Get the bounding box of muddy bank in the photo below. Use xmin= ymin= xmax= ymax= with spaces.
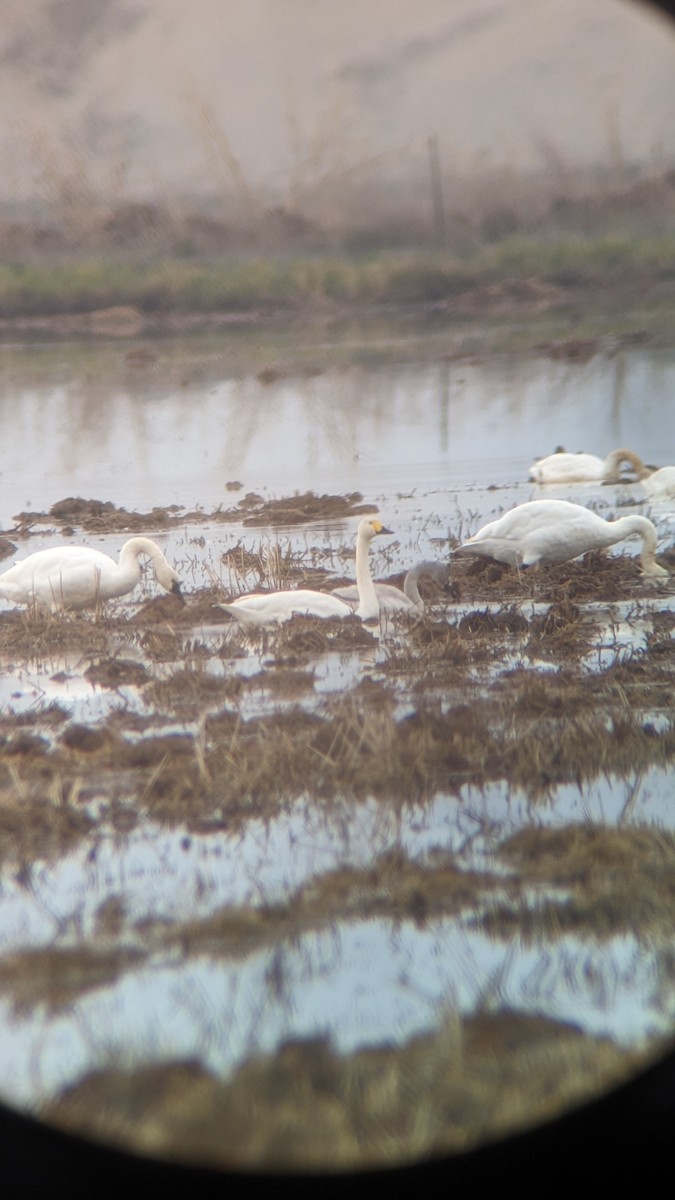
xmin=1 ymin=465 xmax=674 ymax=1173
xmin=0 ymin=285 xmax=672 ymax=343
xmin=9 ymin=492 xmax=377 ymax=540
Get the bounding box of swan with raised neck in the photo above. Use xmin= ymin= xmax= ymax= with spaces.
xmin=333 ymin=559 xmax=450 ymax=612
xmin=215 ymin=517 xmax=393 ymax=625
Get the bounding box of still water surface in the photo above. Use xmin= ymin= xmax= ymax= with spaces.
xmin=1 ymin=337 xmax=675 ymax=520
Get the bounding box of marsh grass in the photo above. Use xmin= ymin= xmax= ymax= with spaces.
xmin=0 ymin=231 xmax=674 ymax=319
xmin=2 ymin=582 xmax=675 ymax=841
xmin=0 ymin=944 xmax=148 ymax=1015
xmin=0 ymin=785 xmax=94 ymax=867
xmin=381 ymin=618 xmax=472 ymax=676
xmin=481 ymin=826 xmax=675 ymax=938
xmin=158 ymin=689 xmax=675 ymax=815
xmin=452 ymin=551 xmax=657 ymax=605
xmin=2 ymin=496 xmax=675 ymax=1171
xmin=42 ymin=1014 xmax=651 ymax=1171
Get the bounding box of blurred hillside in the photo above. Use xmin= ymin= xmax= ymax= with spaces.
xmin=0 ymin=0 xmax=674 ymax=253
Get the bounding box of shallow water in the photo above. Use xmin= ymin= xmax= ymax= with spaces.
xmin=1 ymin=323 xmax=675 ymax=1166
xmin=1 ymin=915 xmax=669 ymax=1110
xmin=1 ymin=772 xmax=670 ymax=958
xmin=2 ymin=333 xmax=675 ymax=521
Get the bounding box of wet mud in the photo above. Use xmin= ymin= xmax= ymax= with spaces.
xmin=0 ymin=487 xmax=674 ymax=1169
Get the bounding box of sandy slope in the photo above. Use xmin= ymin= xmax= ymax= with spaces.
xmin=0 ymin=0 xmax=674 ymax=206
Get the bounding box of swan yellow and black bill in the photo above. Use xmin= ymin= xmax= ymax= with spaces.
xmin=371 ymin=520 xmax=394 ymax=535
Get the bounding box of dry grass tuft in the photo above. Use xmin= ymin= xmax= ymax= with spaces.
xmin=42 ymin=1014 xmax=651 ymax=1171
xmin=0 ymin=944 xmax=148 ymax=1014
xmin=479 ymin=825 xmax=675 ymax=937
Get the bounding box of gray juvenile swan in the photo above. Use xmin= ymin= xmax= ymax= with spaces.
xmin=455 ymin=499 xmax=668 ymax=576
xmin=332 ymin=559 xmax=450 ymax=612
xmin=215 ymin=517 xmax=393 ymax=626
xmin=0 ymin=537 xmax=182 ymax=611
xmin=529 ymin=448 xmax=649 ymax=484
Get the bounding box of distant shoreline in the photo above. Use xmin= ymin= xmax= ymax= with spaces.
xmin=0 ymin=233 xmax=675 ymax=339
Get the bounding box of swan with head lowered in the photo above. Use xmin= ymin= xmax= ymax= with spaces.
xmin=529 ymin=448 xmax=649 ymax=484
xmin=455 ymin=499 xmax=668 ymax=576
xmin=215 ymin=516 xmax=393 ymax=626
xmin=331 ymin=559 xmax=450 ymax=613
xmin=641 ymin=466 xmax=675 ymax=500
xmin=0 ymin=537 xmax=183 ymax=612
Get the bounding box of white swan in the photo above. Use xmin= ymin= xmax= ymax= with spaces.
xmin=641 ymin=466 xmax=675 ymax=500
xmin=332 ymin=560 xmax=450 ymax=612
xmin=529 ymin=448 xmax=649 ymax=484
xmin=0 ymin=537 xmax=182 ymax=611
xmin=455 ymin=499 xmax=668 ymax=576
xmin=215 ymin=517 xmax=393 ymax=626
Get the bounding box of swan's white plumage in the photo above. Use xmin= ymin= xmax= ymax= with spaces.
xmin=456 ymin=499 xmax=667 ymax=576
xmin=332 ymin=560 xmax=449 ymax=612
xmin=215 ymin=517 xmax=392 ymax=626
xmin=529 ymin=448 xmax=648 ymax=484
xmin=0 ymin=537 xmax=182 ymax=611
xmin=217 ymin=588 xmax=354 ymax=624
xmin=642 ymin=466 xmax=675 ymax=499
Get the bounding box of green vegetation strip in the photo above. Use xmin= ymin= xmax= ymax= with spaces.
xmin=2 ymin=233 xmax=675 ymax=316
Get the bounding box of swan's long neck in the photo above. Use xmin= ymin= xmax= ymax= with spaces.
xmin=611 ymin=515 xmax=665 ymax=575
xmin=403 ymin=561 xmax=437 ymax=606
xmin=115 ymin=538 xmax=156 ymax=592
xmin=355 ymin=532 xmax=379 ymax=619
xmin=604 ymin=449 xmax=649 ymax=481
